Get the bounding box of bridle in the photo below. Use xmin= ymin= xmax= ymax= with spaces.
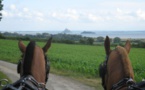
xmin=2 ymin=75 xmax=47 ymax=90
xmin=111 ymin=78 xmax=135 ymax=90
xmin=112 ymin=78 xmax=145 ymax=90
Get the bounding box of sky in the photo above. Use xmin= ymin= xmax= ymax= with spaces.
xmin=0 ymin=0 xmax=145 ymax=31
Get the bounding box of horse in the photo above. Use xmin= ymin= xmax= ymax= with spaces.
xmin=2 ymin=37 xmax=52 ymax=90
xmin=99 ymin=36 xmax=135 ymax=90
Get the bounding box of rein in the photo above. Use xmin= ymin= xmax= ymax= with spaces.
xmin=2 ymin=75 xmax=48 ymax=90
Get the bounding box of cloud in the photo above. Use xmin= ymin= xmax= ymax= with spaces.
xmin=136 ymin=9 xmax=145 ymax=20
xmin=2 ymin=3 xmax=145 ymax=28
xmin=50 ymin=9 xmax=79 ymax=22
xmin=10 ymin=4 xmax=16 ymax=11
xmin=2 ymin=4 xmax=142 ymax=23
xmin=87 ymin=13 xmax=104 ymax=22
xmin=35 ymin=11 xmax=44 ymax=17
xmin=66 ymin=9 xmax=79 ymax=20
xmin=113 ymin=8 xmax=136 ymax=21
xmin=2 ymin=4 xmax=46 ymax=22
xmin=2 ymin=10 xmax=14 ymax=17
xmin=23 ymin=7 xmax=29 ymax=12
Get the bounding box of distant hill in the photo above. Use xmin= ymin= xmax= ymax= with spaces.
xmin=81 ymin=31 xmax=96 ymax=34
xmin=61 ymin=28 xmax=71 ymax=34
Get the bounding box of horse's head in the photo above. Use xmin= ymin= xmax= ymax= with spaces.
xmin=17 ymin=37 xmax=52 ymax=84
xmin=99 ymin=36 xmax=134 ymax=90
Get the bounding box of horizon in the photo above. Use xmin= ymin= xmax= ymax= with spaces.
xmin=0 ymin=0 xmax=145 ymax=31
xmin=1 ymin=30 xmax=145 ymax=32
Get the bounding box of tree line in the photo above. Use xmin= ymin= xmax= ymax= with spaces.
xmin=0 ymin=0 xmax=3 ymax=21
xmin=0 ymin=31 xmax=145 ymax=48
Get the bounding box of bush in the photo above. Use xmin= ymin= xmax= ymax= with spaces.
xmin=138 ymin=41 xmax=145 ymax=48
xmin=0 ymin=33 xmax=5 ymax=39
xmin=87 ymin=38 xmax=94 ymax=45
xmin=113 ymin=37 xmax=121 ymax=43
xmin=97 ymin=36 xmax=104 ymax=42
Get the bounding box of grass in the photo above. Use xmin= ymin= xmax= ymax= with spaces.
xmin=0 ymin=71 xmax=11 ymax=89
xmin=0 ymin=39 xmax=145 ymax=89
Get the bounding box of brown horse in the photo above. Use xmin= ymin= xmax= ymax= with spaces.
xmin=2 ymin=37 xmax=52 ymax=90
xmin=99 ymin=36 xmax=134 ymax=90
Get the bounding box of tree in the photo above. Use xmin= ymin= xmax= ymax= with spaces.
xmin=97 ymin=36 xmax=104 ymax=42
xmin=79 ymin=39 xmax=86 ymax=44
xmin=0 ymin=32 xmax=5 ymax=39
xmin=138 ymin=41 xmax=145 ymax=48
xmin=114 ymin=37 xmax=121 ymax=43
xmin=0 ymin=0 xmax=3 ymax=21
xmin=87 ymin=38 xmax=94 ymax=45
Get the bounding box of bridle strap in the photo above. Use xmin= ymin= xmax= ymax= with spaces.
xmin=2 ymin=75 xmax=47 ymax=90
xmin=23 ymin=75 xmax=46 ymax=89
xmin=112 ymin=78 xmax=135 ymax=90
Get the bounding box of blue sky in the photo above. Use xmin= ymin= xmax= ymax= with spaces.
xmin=0 ymin=0 xmax=145 ymax=31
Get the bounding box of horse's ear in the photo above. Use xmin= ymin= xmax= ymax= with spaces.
xmin=104 ymin=36 xmax=111 ymax=56
xmin=18 ymin=40 xmax=26 ymax=53
xmin=124 ymin=40 xmax=131 ymax=53
xmin=43 ymin=36 xmax=52 ymax=53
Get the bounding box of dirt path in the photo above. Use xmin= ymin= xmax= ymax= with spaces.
xmin=0 ymin=60 xmax=96 ymax=90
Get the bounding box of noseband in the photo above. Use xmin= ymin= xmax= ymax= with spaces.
xmin=2 ymin=75 xmax=47 ymax=90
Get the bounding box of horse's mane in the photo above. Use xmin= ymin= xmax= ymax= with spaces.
xmin=23 ymin=41 xmax=35 ymax=75
xmin=115 ymin=46 xmax=133 ymax=78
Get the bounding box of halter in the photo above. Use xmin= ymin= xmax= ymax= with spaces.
xmin=2 ymin=75 xmax=48 ymax=90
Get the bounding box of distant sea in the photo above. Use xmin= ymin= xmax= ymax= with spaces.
xmin=1 ymin=30 xmax=145 ymax=39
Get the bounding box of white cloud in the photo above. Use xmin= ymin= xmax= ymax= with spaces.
xmin=35 ymin=11 xmax=44 ymax=17
xmin=2 ymin=10 xmax=14 ymax=17
xmin=2 ymin=4 xmax=46 ymax=22
xmin=87 ymin=14 xmax=103 ymax=21
xmin=116 ymin=8 xmax=123 ymax=14
xmin=66 ymin=9 xmax=79 ymax=20
xmin=136 ymin=9 xmax=145 ymax=20
xmin=50 ymin=9 xmax=79 ymax=22
xmin=35 ymin=17 xmax=44 ymax=21
xmin=23 ymin=8 xmax=29 ymax=12
xmin=10 ymin=4 xmax=17 ymax=11
xmin=1 ymin=1 xmax=145 ymax=31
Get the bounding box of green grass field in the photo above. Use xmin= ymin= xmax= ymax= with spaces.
xmin=0 ymin=39 xmax=145 ymax=83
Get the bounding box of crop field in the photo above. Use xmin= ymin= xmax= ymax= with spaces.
xmin=0 ymin=39 xmax=145 ymax=82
